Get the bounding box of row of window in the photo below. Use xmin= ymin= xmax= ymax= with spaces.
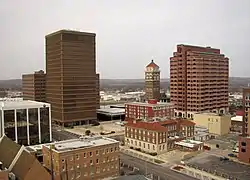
xmin=62 ymin=156 xmax=119 ymax=171
xmin=127 ymin=139 xmax=167 ymax=151
xmin=60 ymin=147 xmax=118 ymax=163
xmin=58 ymin=164 xmax=119 ymax=179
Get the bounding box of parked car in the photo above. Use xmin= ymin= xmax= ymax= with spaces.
xmin=203 ymin=145 xmax=211 ymax=150
xmin=220 ymin=156 xmax=229 ymax=161
xmin=228 ymin=153 xmax=237 ymax=157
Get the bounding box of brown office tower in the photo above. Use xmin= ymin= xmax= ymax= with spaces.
xmin=22 ymin=70 xmax=46 ymax=102
xmin=145 ymin=60 xmax=160 ymax=101
xmin=46 ymin=30 xmax=97 ymax=126
xmin=170 ymin=44 xmax=229 ymax=119
xmin=96 ymin=73 xmax=100 ymax=109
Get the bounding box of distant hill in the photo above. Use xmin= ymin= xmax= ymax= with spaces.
xmin=0 ymin=79 xmax=22 ymax=89
xmin=0 ymin=77 xmax=250 ymax=92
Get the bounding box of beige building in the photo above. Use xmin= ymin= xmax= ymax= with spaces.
xmin=43 ymin=136 xmax=120 ymax=180
xmin=193 ymin=113 xmax=231 ymax=135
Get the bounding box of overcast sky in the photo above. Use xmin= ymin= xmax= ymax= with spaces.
xmin=0 ymin=0 xmax=249 ymax=79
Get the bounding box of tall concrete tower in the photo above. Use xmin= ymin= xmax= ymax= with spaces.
xmin=145 ymin=60 xmax=160 ymax=101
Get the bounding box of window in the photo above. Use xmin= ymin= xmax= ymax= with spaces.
xmin=241 ymin=142 xmax=247 ymax=146
xmin=90 ymin=152 xmax=92 ymax=157
xmin=106 ymin=148 xmax=109 ymax=153
xmin=115 ymin=147 xmax=117 ymax=151
xmin=84 ymin=172 xmax=87 ymax=176
xmin=97 ymin=167 xmax=100 ymax=173
xmin=111 ymin=148 xmax=113 ymax=152
xmin=70 ymin=156 xmax=73 ymax=161
xmin=62 ymin=159 xmax=65 ymax=163
xmin=148 ymin=144 xmax=150 ymax=149
xmin=84 ymin=153 xmax=86 ymax=158
xmin=62 ymin=165 xmax=65 ymax=171
xmin=153 ymin=145 xmax=155 ymax=150
xmin=90 ymin=160 xmax=93 ymax=165
xmin=96 ymin=150 xmax=99 ymax=155
xmin=241 ymin=148 xmax=246 ymax=152
xmin=76 ymin=154 xmax=79 ymax=160
xmin=96 ymin=159 xmax=99 ymax=164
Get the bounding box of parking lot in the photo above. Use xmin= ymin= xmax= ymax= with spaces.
xmin=186 ymin=153 xmax=250 ymax=180
xmin=65 ymin=121 xmax=125 ymax=136
xmin=206 ymin=133 xmax=238 ymax=150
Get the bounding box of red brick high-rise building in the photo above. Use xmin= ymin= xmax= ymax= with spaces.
xmin=170 ymin=44 xmax=229 ymax=119
xmin=145 ymin=60 xmax=160 ymax=101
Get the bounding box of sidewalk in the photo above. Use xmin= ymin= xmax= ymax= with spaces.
xmin=120 ymin=146 xmax=166 ymax=164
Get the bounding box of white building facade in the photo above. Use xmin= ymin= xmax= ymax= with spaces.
xmin=0 ymin=99 xmax=52 ymax=145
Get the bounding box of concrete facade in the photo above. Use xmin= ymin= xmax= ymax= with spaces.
xmin=0 ymin=100 xmax=52 ymax=145
xmin=193 ymin=113 xmax=231 ymax=135
xmin=46 ymin=30 xmax=98 ymax=126
xmin=170 ymin=44 xmax=229 ymax=119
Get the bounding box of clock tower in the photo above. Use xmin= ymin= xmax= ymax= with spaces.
xmin=145 ymin=60 xmax=160 ymax=101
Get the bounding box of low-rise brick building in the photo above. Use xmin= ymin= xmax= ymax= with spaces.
xmin=238 ymin=136 xmax=250 ymax=164
xmin=125 ymin=99 xmax=174 ymax=120
xmin=124 ymin=119 xmax=195 ymax=154
xmin=42 ymin=136 xmax=120 ymax=180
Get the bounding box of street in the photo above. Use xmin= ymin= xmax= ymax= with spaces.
xmin=120 ymin=153 xmax=198 ymax=180
xmin=52 ymin=127 xmax=81 ymax=141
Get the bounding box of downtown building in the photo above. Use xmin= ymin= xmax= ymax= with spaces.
xmin=42 ymin=136 xmax=120 ymax=180
xmin=124 ymin=119 xmax=196 ymax=154
xmin=238 ymin=88 xmax=250 ymax=164
xmin=125 ymin=99 xmax=174 ymax=120
xmin=46 ymin=30 xmax=99 ymax=126
xmin=22 ymin=70 xmax=46 ymax=102
xmin=145 ymin=60 xmax=160 ymax=101
xmin=0 ymin=99 xmax=52 ymax=145
xmin=170 ymin=44 xmax=229 ymax=119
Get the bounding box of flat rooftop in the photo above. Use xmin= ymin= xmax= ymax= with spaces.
xmin=231 ymin=116 xmax=243 ymax=122
xmin=175 ymin=139 xmax=203 ymax=148
xmin=45 ymin=136 xmax=118 ymax=152
xmin=0 ymin=100 xmax=50 ymax=110
xmin=125 ymin=102 xmax=173 ymax=107
xmin=186 ymin=153 xmax=250 ymax=180
xmin=97 ymin=108 xmax=125 ymax=115
xmin=46 ymin=29 xmax=96 ymax=37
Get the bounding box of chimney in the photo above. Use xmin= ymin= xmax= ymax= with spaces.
xmin=50 ymin=144 xmax=55 ymax=150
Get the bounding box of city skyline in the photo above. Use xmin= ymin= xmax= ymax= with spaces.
xmin=0 ymin=0 xmax=250 ymax=79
